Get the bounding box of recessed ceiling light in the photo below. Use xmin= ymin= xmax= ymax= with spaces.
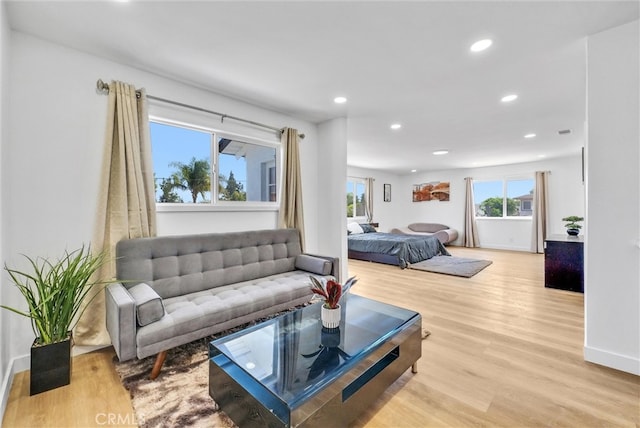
xmin=501 ymin=94 xmax=518 ymax=103
xmin=390 ymin=123 xmax=402 ymax=130
xmin=470 ymin=39 xmax=492 ymax=52
xmin=433 ymin=150 xmax=449 ymax=155
xmin=333 ymin=96 xmax=347 ymax=104
xmin=524 ymin=133 xmax=536 ymax=139
xmin=411 ymin=169 xmax=417 ymax=173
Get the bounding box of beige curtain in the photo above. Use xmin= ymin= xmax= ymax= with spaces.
xmin=75 ymin=81 xmax=157 ymax=345
xmin=364 ymin=177 xmax=374 ymax=223
xmin=531 ymin=171 xmax=549 ymax=253
xmin=464 ymin=177 xmax=479 ymax=247
xmin=278 ymin=128 xmax=305 ymax=250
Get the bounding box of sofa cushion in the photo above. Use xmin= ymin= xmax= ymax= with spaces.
xmin=116 ymin=229 xmax=303 ymax=300
xmin=408 ymin=223 xmax=449 ymax=233
xmin=128 ymin=283 xmax=165 ymax=326
xmin=135 ymin=270 xmax=325 ymax=349
xmin=295 ymin=254 xmax=332 ymax=275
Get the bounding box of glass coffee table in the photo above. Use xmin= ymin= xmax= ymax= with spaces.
xmin=209 ymin=294 xmax=422 ymax=427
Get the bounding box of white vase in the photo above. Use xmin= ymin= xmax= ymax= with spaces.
xmin=321 ymin=304 xmax=341 ymax=329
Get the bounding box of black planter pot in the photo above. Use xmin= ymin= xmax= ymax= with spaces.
xmin=30 ymin=335 xmax=72 ymax=395
xmin=567 ymin=228 xmax=580 ymax=236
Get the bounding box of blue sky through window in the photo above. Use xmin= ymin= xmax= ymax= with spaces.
xmin=474 ymin=179 xmax=533 ymax=203
xmin=150 ymin=122 xmax=247 ymax=202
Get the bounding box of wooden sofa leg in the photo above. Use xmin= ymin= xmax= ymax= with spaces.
xmin=150 ymin=350 xmax=167 ymax=380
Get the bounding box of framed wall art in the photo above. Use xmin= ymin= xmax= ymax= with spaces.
xmin=383 ymin=183 xmax=391 ymax=202
xmin=412 ymin=181 xmax=450 ymax=202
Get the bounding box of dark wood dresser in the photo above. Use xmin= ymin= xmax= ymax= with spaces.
xmin=544 ymin=234 xmax=584 ymax=293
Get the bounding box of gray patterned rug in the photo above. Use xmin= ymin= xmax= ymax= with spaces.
xmin=113 ymin=306 xmax=432 ymax=427
xmin=409 ymin=255 xmax=492 ymax=277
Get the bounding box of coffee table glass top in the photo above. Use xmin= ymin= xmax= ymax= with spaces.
xmin=209 ymin=294 xmax=419 ymax=411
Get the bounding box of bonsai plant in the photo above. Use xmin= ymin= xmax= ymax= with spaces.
xmin=1 ymin=245 xmax=111 ymax=394
xmin=562 ymin=216 xmax=584 ymax=236
xmin=310 ymin=276 xmax=357 ymax=328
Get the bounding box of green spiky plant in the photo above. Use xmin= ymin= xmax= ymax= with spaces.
xmin=1 ymin=245 xmax=112 ymax=345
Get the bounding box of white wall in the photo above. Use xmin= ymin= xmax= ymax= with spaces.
xmin=395 ymin=156 xmax=585 ymax=250
xmin=318 ymin=118 xmax=348 ymax=280
xmin=0 ymin=0 xmax=10 ymax=393
xmin=2 ymin=31 xmax=327 ymax=375
xmin=585 ymin=20 xmax=639 ymax=375
xmin=347 ymin=157 xmax=584 ymax=251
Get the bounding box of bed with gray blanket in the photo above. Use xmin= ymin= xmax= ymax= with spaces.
xmin=348 ymin=232 xmax=450 ymax=268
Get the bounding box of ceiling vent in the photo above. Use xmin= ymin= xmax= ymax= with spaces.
xmin=558 ymin=129 xmax=572 ymax=135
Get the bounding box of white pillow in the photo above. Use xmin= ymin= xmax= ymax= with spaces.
xmin=347 ymin=222 xmax=364 ymax=234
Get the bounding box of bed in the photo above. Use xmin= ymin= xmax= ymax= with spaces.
xmin=348 ymin=231 xmax=450 ymax=268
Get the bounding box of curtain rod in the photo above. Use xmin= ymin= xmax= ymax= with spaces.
xmin=96 ymin=79 xmax=305 ymax=139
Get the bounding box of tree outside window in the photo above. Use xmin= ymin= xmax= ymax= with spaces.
xmin=150 ymin=121 xmax=278 ymax=205
xmin=474 ymin=178 xmax=534 ymax=217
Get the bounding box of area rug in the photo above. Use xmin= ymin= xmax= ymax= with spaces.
xmin=114 ymin=309 xmax=432 ymax=428
xmin=409 ymin=255 xmax=492 ymax=278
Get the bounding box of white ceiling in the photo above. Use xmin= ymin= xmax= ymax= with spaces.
xmin=6 ymin=1 xmax=639 ymax=175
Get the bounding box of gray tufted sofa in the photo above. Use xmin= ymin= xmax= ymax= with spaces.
xmin=105 ymin=228 xmax=338 ymax=377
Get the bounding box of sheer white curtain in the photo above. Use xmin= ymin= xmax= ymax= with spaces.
xmin=464 ymin=177 xmax=480 ymax=248
xmin=75 ymin=81 xmax=157 ymax=345
xmin=278 ymin=128 xmax=306 ymax=250
xmin=531 ymin=171 xmax=549 ymax=253
xmin=364 ymin=177 xmax=374 ymax=223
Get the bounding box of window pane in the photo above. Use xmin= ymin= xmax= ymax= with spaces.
xmin=218 ymin=137 xmax=277 ymax=202
xmin=507 ymin=179 xmax=534 ymax=217
xmin=346 ymin=181 xmax=354 ymax=217
xmin=355 ymin=182 xmax=366 ymax=216
xmin=150 ymin=122 xmax=211 ymax=203
xmin=473 ymin=180 xmax=503 ymax=217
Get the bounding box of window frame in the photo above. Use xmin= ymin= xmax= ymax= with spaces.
xmin=150 ymin=115 xmax=282 ymax=212
xmin=346 ymin=176 xmax=367 ymax=220
xmin=473 ymin=176 xmax=535 ymax=219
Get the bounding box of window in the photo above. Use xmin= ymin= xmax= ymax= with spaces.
xmin=346 ymin=177 xmax=366 ymax=219
xmin=150 ymin=120 xmax=279 ymax=206
xmin=473 ymin=178 xmax=534 ymax=217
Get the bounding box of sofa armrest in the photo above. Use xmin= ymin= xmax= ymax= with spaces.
xmin=105 ymin=282 xmax=137 ymax=362
xmin=303 ymin=253 xmax=341 ymax=282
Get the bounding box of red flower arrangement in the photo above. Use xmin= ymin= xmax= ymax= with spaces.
xmin=310 ymin=276 xmax=358 ymax=309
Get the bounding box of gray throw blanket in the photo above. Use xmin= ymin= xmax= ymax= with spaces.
xmin=348 ymin=232 xmax=450 ymax=266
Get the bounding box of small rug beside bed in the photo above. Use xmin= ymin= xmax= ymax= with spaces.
xmin=409 ymin=255 xmax=492 ymax=278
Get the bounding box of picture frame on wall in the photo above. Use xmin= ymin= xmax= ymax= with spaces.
xmin=384 ymin=183 xmax=391 ymax=202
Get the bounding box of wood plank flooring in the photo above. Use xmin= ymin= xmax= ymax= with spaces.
xmin=3 ymin=247 xmax=639 ymax=427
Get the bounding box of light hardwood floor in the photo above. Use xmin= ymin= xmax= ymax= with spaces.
xmin=3 ymin=247 xmax=639 ymax=427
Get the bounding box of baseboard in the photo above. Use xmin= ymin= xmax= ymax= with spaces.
xmin=0 ymin=353 xmax=29 ymax=422
xmin=584 ymin=345 xmax=640 ymax=375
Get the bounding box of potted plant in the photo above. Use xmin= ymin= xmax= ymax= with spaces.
xmin=309 ymin=276 xmax=357 ymax=329
xmin=562 ymin=216 xmax=584 ymax=236
xmin=1 ymin=245 xmax=111 ymax=395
